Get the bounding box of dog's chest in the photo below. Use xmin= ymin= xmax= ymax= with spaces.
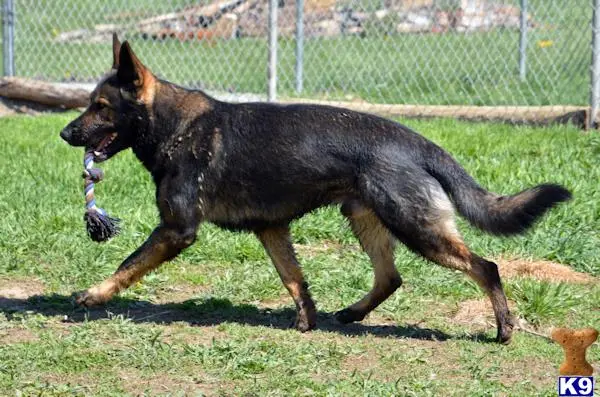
xmin=197 ymin=176 xmax=299 ymax=231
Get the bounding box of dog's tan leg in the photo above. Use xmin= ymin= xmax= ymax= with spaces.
xmin=336 ymin=201 xmax=401 ymax=323
xmin=76 ymin=226 xmax=196 ymax=306
xmin=257 ymin=227 xmax=316 ymax=332
xmin=464 ymin=254 xmax=514 ymax=344
xmin=419 ymin=232 xmax=514 ymax=343
xmin=373 ymin=185 xmax=514 ymax=344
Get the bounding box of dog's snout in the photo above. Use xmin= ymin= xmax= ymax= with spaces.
xmin=60 ymin=127 xmax=72 ymax=142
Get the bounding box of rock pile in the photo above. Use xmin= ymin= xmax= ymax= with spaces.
xmin=55 ymin=0 xmax=529 ymax=44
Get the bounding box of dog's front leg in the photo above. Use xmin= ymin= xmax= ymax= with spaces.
xmin=76 ymin=224 xmax=197 ymax=306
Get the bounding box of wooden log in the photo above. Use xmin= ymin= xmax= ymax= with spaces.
xmin=0 ymin=77 xmax=588 ymax=128
xmin=279 ymin=97 xmax=590 ymax=128
xmin=0 ymin=77 xmax=90 ymax=109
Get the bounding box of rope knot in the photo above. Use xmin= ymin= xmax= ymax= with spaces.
xmin=83 ymin=168 xmax=104 ymax=182
xmin=82 ymin=151 xmax=120 ymax=242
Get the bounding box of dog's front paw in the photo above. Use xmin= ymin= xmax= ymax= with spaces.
xmin=496 ymin=315 xmax=516 ymax=345
xmin=74 ymin=287 xmax=111 ymax=307
xmin=294 ymin=311 xmax=316 ymax=333
xmin=335 ymin=308 xmax=366 ymax=324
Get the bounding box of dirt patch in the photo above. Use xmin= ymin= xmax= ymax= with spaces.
xmin=357 ymin=312 xmax=400 ymax=328
xmin=32 ymin=373 xmax=100 ymax=394
xmin=150 ymin=283 xmax=210 ymax=305
xmin=0 ymin=277 xmax=45 ymax=309
xmin=340 ymin=334 xmax=553 ymax=391
xmin=339 ymin=337 xmax=463 ymax=383
xmin=0 ymin=327 xmax=39 ymax=345
xmin=451 ymin=298 xmax=516 ymax=330
xmin=496 ymin=356 xmax=556 ymax=389
xmin=341 ymin=350 xmax=383 ymax=377
xmin=255 ymin=293 xmax=293 ymax=309
xmin=119 ymin=369 xmax=226 ymax=397
xmin=497 ymin=259 xmax=596 ymax=284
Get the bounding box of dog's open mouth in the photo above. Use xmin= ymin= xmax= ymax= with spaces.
xmin=92 ymin=133 xmax=118 ymax=162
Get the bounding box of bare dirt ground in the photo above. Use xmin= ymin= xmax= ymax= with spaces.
xmin=497 ymin=258 xmax=597 ymax=284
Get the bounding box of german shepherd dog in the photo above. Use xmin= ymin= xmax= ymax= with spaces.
xmin=60 ymin=35 xmax=571 ymax=344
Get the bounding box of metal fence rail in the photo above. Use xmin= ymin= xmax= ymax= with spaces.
xmin=1 ymin=0 xmax=597 ymax=126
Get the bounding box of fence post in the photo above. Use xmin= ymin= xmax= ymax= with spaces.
xmin=2 ymin=0 xmax=15 ymax=76
xmin=295 ymin=0 xmax=304 ymax=94
xmin=267 ymin=0 xmax=278 ymax=102
xmin=590 ymin=0 xmax=600 ymax=129
xmin=518 ymin=0 xmax=527 ymax=81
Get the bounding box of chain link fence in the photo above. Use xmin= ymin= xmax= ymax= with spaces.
xmin=1 ymin=0 xmax=598 ymax=125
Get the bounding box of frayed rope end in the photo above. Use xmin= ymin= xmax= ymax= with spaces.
xmin=84 ymin=210 xmax=120 ymax=243
xmin=83 ymin=151 xmax=121 ymax=243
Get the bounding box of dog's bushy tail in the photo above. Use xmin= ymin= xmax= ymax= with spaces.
xmin=424 ymin=146 xmax=571 ymax=236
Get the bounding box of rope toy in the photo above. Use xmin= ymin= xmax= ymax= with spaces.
xmin=83 ymin=151 xmax=120 ymax=242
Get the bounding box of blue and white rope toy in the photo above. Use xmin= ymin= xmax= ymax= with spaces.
xmin=83 ymin=151 xmax=120 ymax=242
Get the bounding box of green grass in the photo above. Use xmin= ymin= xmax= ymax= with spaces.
xmin=9 ymin=0 xmax=593 ymax=106
xmin=506 ymin=281 xmax=583 ymax=326
xmin=0 ymin=114 xmax=598 ymax=396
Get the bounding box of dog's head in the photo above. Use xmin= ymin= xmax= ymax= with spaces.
xmin=60 ymin=34 xmax=157 ymax=162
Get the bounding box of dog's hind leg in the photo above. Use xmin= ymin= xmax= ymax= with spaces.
xmin=363 ymin=173 xmax=514 ymax=343
xmin=257 ymin=226 xmax=317 ymax=332
xmin=336 ymin=200 xmax=401 ymax=324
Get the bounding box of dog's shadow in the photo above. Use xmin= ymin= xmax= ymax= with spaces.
xmin=0 ymin=293 xmax=496 ymax=343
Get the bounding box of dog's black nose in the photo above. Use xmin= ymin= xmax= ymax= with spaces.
xmin=60 ymin=127 xmax=72 ymax=142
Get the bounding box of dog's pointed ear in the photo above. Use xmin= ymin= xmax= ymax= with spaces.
xmin=111 ymin=33 xmax=121 ymax=70
xmin=117 ymin=41 xmax=145 ymax=86
xmin=117 ymin=41 xmax=156 ymax=103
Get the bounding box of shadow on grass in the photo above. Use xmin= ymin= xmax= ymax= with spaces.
xmin=0 ymin=293 xmax=497 ymax=343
